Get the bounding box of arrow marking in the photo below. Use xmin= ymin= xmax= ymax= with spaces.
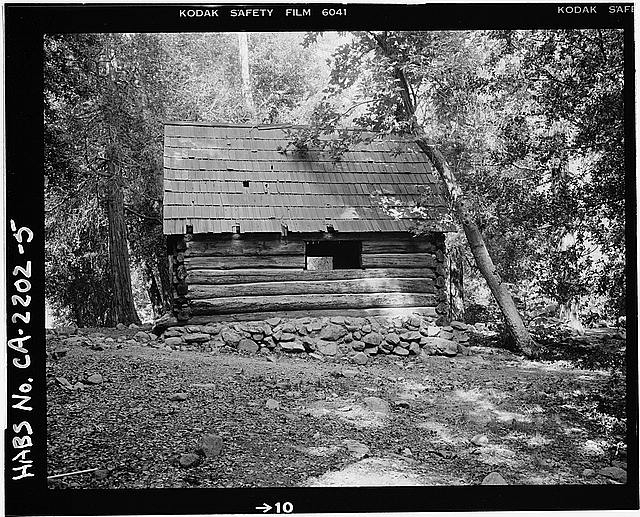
xmin=256 ymin=503 xmax=272 ymax=513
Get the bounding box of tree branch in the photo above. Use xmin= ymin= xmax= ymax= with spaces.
xmin=340 ymin=99 xmax=378 ymax=118
xmin=124 ymin=205 xmax=162 ymax=224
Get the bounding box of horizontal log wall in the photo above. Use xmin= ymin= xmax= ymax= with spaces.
xmin=190 ymin=293 xmax=437 ymax=316
xmin=187 ymin=268 xmax=435 ymax=285
xmin=185 ymin=239 xmax=305 ymax=257
xmin=185 ymin=255 xmax=304 ymax=269
xmin=361 ymin=253 xmax=435 ymax=269
xmin=188 ymin=278 xmax=435 ymax=299
xmin=186 ymin=307 xmax=437 ymax=324
xmin=175 ymin=232 xmax=446 ymax=320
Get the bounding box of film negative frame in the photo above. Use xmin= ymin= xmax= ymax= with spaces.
xmin=4 ymin=2 xmax=637 ymax=514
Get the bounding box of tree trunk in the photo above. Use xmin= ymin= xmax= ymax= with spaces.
xmin=156 ymin=252 xmax=172 ymax=312
xmin=559 ymin=299 xmax=584 ymax=334
xmin=105 ymin=148 xmax=141 ymax=326
xmin=447 ymin=244 xmax=465 ymax=321
xmin=154 ymin=163 xmax=172 ymax=313
xmin=374 ymin=38 xmax=538 ymax=356
xmin=413 ymin=137 xmax=539 ymax=357
xmin=237 ymin=32 xmax=255 ymax=119
xmin=557 ymin=231 xmax=584 ymax=334
xmin=102 ymin=35 xmax=140 ymax=326
xmin=144 ymin=262 xmax=164 ymax=319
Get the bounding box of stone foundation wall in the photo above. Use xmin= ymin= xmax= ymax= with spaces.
xmin=160 ymin=315 xmax=472 ymax=363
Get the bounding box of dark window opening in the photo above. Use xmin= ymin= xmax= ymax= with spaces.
xmin=242 ymin=180 xmax=250 ymax=187
xmin=305 ymin=240 xmax=362 ymax=270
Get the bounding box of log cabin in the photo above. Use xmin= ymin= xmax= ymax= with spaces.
xmin=163 ymin=122 xmax=455 ymax=324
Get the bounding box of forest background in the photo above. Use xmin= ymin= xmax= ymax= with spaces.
xmin=43 ymin=30 xmax=626 ymax=342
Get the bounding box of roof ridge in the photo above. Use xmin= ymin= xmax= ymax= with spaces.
xmin=163 ymin=121 xmax=398 ymax=133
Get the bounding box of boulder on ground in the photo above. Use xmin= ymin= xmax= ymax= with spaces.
xmin=238 ymin=339 xmax=259 ymax=354
xmin=421 ymin=337 xmax=458 ymax=356
xmin=409 ymin=342 xmax=421 ymax=355
xmin=453 ymin=331 xmax=470 ymax=343
xmin=400 ymin=330 xmax=421 ymax=342
xmin=379 ymin=342 xmax=393 ymax=353
xmin=351 ymin=340 xmax=365 ymax=351
xmin=439 ymin=330 xmax=454 ymax=340
xmin=316 ymin=340 xmax=338 ymax=356
xmin=343 ymin=439 xmax=370 ymax=459
xmin=85 ymin=373 xmax=103 ymax=385
xmin=301 ymin=336 xmax=316 ymax=351
xmin=471 ymin=434 xmax=488 ymax=446
xmin=197 ymin=434 xmax=223 ymax=457
xmin=408 ymin=315 xmax=422 ymax=328
xmin=319 ymin=323 xmax=348 ymax=341
xmin=178 ymin=453 xmax=201 ymax=468
xmin=183 ymin=333 xmax=210 ymax=343
xmin=164 ymin=337 xmax=183 ymax=347
xmin=134 ymin=331 xmax=150 ymax=342
xmin=281 ymin=341 xmax=306 ymax=353
xmin=598 ymin=466 xmax=627 ymax=483
xmin=450 ymin=320 xmax=468 ymax=331
xmin=362 ymin=396 xmax=390 ymax=416
xmin=457 ymin=343 xmax=471 ymax=356
xmin=352 ymin=352 xmax=369 ymax=365
xmin=385 ymin=333 xmax=400 ymax=345
xmin=424 ymin=325 xmax=440 ymax=337
xmin=481 ymin=472 xmax=507 ymax=485
xmin=307 ymin=320 xmax=324 ymax=332
xmin=266 ymin=398 xmax=280 ymax=409
xmin=63 ymin=336 xmax=86 ymax=347
xmin=362 ymin=332 xmax=382 ymax=346
xmin=221 ymin=329 xmax=242 ymax=347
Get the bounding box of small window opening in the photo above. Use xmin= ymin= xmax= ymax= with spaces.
xmin=243 ymin=180 xmax=250 ymax=188
xmin=305 ymin=240 xmax=361 ymax=270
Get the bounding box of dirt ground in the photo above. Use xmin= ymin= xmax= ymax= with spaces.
xmin=46 ymin=330 xmax=627 ymax=488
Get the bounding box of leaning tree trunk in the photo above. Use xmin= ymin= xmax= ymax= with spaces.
xmin=382 ymin=49 xmax=538 ymax=356
xmin=105 ymin=147 xmax=141 ymax=326
xmin=413 ymin=137 xmax=539 ymax=357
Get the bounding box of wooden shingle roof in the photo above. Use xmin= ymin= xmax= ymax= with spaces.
xmin=163 ymin=122 xmax=453 ymax=235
